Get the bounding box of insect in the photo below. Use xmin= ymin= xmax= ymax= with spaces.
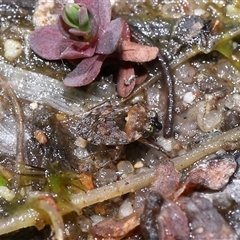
xmin=170 ymin=15 xmax=217 ymax=54
xmin=76 ymin=102 xmax=162 ymax=146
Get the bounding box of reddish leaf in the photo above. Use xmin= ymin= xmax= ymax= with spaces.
xmin=117 ymin=63 xmax=136 ymax=98
xmin=29 ymin=25 xmax=65 ymax=60
xmin=96 ymin=18 xmax=125 ymax=54
xmin=63 ymin=54 xmax=106 ymax=87
xmin=29 ymin=0 xmax=159 ymax=97
xmin=58 ymin=14 xmax=76 ymax=39
xmin=29 ymin=24 xmax=91 ymax=60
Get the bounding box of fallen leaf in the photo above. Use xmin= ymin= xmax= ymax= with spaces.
xmin=120 ymin=40 xmax=159 ymax=63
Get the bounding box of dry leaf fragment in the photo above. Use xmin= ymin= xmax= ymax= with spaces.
xmin=92 ymin=212 xmax=140 ymax=239
xmin=120 ymin=40 xmax=159 ymax=63
xmin=79 ymin=173 xmax=94 ymax=190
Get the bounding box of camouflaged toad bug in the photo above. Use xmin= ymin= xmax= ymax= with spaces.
xmin=76 ymin=103 xmax=162 ymax=146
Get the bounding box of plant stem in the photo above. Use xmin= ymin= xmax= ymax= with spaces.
xmin=0 ymin=74 xmax=25 ymax=190
xmin=1 ymin=126 xmax=240 ymax=235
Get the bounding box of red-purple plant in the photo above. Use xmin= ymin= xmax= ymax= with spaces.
xmin=29 ymin=0 xmax=159 ymax=97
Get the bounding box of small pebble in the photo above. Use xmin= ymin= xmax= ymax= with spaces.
xmin=4 ymin=39 xmax=22 ymax=61
xmin=117 ymin=161 xmax=134 ymax=175
xmin=183 ymin=92 xmax=196 ymax=105
xmin=29 ymin=102 xmax=38 ymax=110
xmin=90 ymin=215 xmax=105 ymax=225
xmin=0 ymin=186 xmax=15 ymax=201
xmin=55 ymin=113 xmax=66 ymax=121
xmin=76 ymin=137 xmax=88 ymax=148
xmin=34 ymin=129 xmax=47 ymax=144
xmin=194 ymin=9 xmax=206 ymax=16
xmin=134 ymin=161 xmax=144 ymax=169
xmin=157 ymin=137 xmax=173 ymax=152
xmin=118 ymin=199 xmax=133 ymax=219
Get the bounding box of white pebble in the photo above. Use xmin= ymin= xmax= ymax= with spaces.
xmin=233 ymin=93 xmax=240 ymax=104
xmin=33 ymin=0 xmax=74 ymax=26
xmin=225 ymin=93 xmax=240 ymax=110
xmin=0 ymin=186 xmax=15 ymax=201
xmin=4 ymin=39 xmax=22 ymax=61
xmin=157 ymin=137 xmax=173 ymax=152
xmin=90 ymin=215 xmax=105 ymax=225
xmin=197 ymin=110 xmax=222 ymax=132
xmin=134 ymin=161 xmax=144 ymax=169
xmin=118 ymin=199 xmax=133 ymax=219
xmin=29 ymin=102 xmax=38 ymax=110
xmin=194 ymin=9 xmax=206 ymax=16
xmin=76 ymin=137 xmax=88 ymax=148
xmin=117 ymin=161 xmax=134 ymax=175
xmin=183 ymin=92 xmax=196 ymax=105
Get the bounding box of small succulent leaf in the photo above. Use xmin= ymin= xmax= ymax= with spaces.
xmin=117 ymin=63 xmax=136 ymax=97
xmin=61 ymin=4 xmax=92 ymax=39
xmin=120 ymin=41 xmax=159 ymax=62
xmin=59 ymin=7 xmax=97 ymax=41
xmin=64 ymin=4 xmax=81 ymax=29
xmin=96 ymin=18 xmax=124 ymax=55
xmin=29 ymin=25 xmax=65 ymax=60
xmin=63 ymin=54 xmax=106 ymax=87
xmin=214 ymin=40 xmax=233 ymax=59
xmin=68 ymin=28 xmax=90 ymax=37
xmin=78 ymin=6 xmax=91 ymax=32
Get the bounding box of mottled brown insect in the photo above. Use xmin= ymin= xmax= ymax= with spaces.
xmin=76 ymin=103 xmax=162 ymax=146
xmin=170 ymin=15 xmax=216 ymax=54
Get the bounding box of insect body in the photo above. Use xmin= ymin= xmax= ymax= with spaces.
xmin=170 ymin=15 xmax=216 ymax=54
xmin=76 ymin=103 xmax=162 ymax=146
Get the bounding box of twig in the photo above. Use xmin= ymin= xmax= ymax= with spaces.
xmin=127 ymin=25 xmax=175 ymax=138
xmin=172 ymin=127 xmax=240 ymax=170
